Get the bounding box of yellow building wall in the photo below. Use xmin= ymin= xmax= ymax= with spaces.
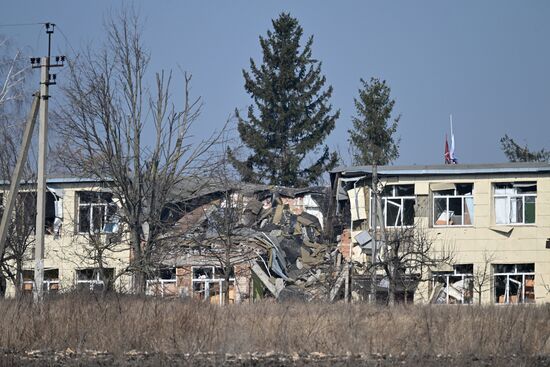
xmin=3 ymin=182 xmax=131 ymax=297
xmin=377 ymin=173 xmax=550 ymax=304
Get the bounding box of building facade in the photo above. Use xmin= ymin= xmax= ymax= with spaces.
xmin=331 ymin=162 xmax=550 ymax=304
xmin=0 ymin=178 xmax=131 ymax=297
xmin=0 ymin=178 xmax=328 ymax=303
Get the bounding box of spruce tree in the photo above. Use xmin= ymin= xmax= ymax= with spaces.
xmin=348 ymin=77 xmax=400 ymax=166
xmin=500 ymin=134 xmax=550 ymax=162
xmin=228 ymin=13 xmax=339 ymax=187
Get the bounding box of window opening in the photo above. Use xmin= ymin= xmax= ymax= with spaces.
xmin=22 ymin=269 xmax=60 ymax=294
xmin=372 ymin=184 xmax=415 ymax=227
xmin=76 ymin=268 xmax=114 ymax=292
xmin=433 ymin=183 xmax=473 ymax=226
xmin=494 ymin=264 xmax=535 ymax=304
xmin=431 ymin=264 xmax=473 ymax=304
xmin=494 ymin=183 xmax=536 ymax=225
xmin=146 ymin=267 xmax=177 ymax=297
xmin=191 ymin=266 xmax=236 ymax=304
xmin=78 ymin=192 xmax=118 ymax=233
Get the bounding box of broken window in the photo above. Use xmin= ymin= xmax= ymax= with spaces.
xmin=11 ymin=191 xmax=62 ymax=236
xmin=76 ymin=267 xmax=114 ymax=292
xmin=494 ymin=182 xmax=536 ymax=225
xmin=191 ymin=266 xmax=235 ymax=304
xmin=21 ymin=269 xmax=60 ymax=294
xmin=46 ymin=187 xmax=63 ymax=238
xmin=433 ymin=183 xmax=473 ymax=226
xmin=77 ymin=192 xmax=118 ymax=233
xmin=372 ymin=184 xmax=415 ymax=227
xmin=146 ymin=267 xmax=177 ymax=297
xmin=431 ymin=264 xmax=473 ymax=304
xmin=494 ymin=263 xmax=535 ymax=304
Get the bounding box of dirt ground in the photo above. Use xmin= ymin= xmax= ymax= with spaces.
xmin=1 ymin=350 xmax=548 ymax=367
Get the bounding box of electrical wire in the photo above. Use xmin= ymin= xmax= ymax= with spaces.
xmin=0 ymin=22 xmax=45 ymax=27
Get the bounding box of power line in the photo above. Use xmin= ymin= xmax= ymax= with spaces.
xmin=0 ymin=22 xmax=46 ymax=27
xmin=55 ymin=25 xmax=78 ymax=59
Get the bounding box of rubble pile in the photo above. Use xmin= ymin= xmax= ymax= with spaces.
xmin=238 ymin=191 xmax=342 ymax=301
xmin=173 ymin=185 xmax=345 ymax=302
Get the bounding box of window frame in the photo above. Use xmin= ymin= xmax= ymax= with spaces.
xmin=431 ymin=265 xmax=474 ymax=304
xmin=493 ymin=183 xmax=536 ymax=225
xmin=493 ymin=264 xmax=535 ymax=304
xmin=371 ymin=184 xmax=416 ymax=228
xmin=191 ymin=266 xmax=235 ymax=305
xmin=146 ymin=267 xmax=177 ymax=297
xmin=75 ymin=267 xmax=114 ymax=292
xmin=77 ymin=191 xmax=118 ymax=234
xmin=432 ymin=185 xmax=474 ymax=227
xmin=21 ymin=269 xmax=60 ymax=294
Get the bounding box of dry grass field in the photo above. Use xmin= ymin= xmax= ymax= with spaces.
xmin=0 ymin=293 xmax=549 ymax=366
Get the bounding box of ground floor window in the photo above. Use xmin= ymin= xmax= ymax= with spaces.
xmin=22 ymin=269 xmax=60 ymax=294
xmin=192 ymin=266 xmax=235 ymax=304
xmin=431 ymin=264 xmax=473 ymax=304
xmin=146 ymin=267 xmax=177 ymax=297
xmin=494 ymin=264 xmax=535 ymax=304
xmin=76 ymin=268 xmax=114 ymax=292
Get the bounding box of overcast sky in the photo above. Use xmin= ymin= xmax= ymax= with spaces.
xmin=2 ymin=1 xmax=549 ymax=166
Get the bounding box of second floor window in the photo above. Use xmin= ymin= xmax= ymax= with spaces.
xmin=372 ymin=184 xmax=415 ymax=227
xmin=494 ymin=182 xmax=536 ymax=225
xmin=77 ymin=192 xmax=118 ymax=233
xmin=433 ymin=183 xmax=473 ymax=226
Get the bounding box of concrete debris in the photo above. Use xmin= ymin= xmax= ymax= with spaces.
xmin=174 ymin=186 xmax=343 ymax=302
xmin=236 ymin=191 xmax=340 ymax=301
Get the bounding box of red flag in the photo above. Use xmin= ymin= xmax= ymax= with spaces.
xmin=444 ymin=134 xmax=451 ymax=164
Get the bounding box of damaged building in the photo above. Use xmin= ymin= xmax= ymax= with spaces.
xmin=146 ymin=183 xmax=343 ymax=303
xmin=330 ymin=162 xmax=550 ymax=304
xmin=0 ymin=177 xmax=344 ymax=303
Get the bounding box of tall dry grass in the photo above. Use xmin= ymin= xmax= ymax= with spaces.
xmin=0 ymin=293 xmax=548 ymax=357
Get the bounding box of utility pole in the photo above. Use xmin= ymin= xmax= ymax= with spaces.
xmin=0 ymin=94 xmax=40 ymax=259
xmin=369 ymin=164 xmax=378 ymax=304
xmin=31 ymin=23 xmax=65 ymax=302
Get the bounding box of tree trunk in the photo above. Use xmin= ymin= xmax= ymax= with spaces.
xmin=224 ymin=271 xmax=230 ymax=305
xmin=388 ymin=275 xmax=396 ymax=307
xmin=130 ymin=227 xmax=146 ymax=294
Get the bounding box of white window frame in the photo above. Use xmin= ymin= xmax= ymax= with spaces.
xmin=77 ymin=192 xmax=118 ymax=234
xmin=493 ymin=183 xmax=536 ymax=225
xmin=433 ymin=186 xmax=474 ymax=227
xmin=22 ymin=269 xmax=60 ymax=293
xmin=76 ymin=268 xmax=113 ymax=292
xmin=371 ymin=185 xmax=415 ymax=228
xmin=431 ymin=265 xmax=473 ymax=304
xmin=146 ymin=268 xmax=177 ymax=297
xmin=493 ymin=264 xmax=535 ymax=304
xmin=191 ymin=266 xmax=235 ymax=305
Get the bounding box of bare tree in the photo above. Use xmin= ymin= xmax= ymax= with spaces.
xmin=472 ymin=250 xmax=496 ymax=305
xmin=0 ymin=37 xmax=29 ymax=110
xmin=0 ymin=123 xmax=37 ymax=297
xmin=55 ymin=10 xmax=221 ymax=294
xmin=0 ymin=41 xmax=36 ymax=296
xmin=0 ymin=191 xmax=36 ymax=297
xmin=372 ymin=225 xmax=454 ymax=306
xmin=58 ymin=201 xmax=130 ymax=294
